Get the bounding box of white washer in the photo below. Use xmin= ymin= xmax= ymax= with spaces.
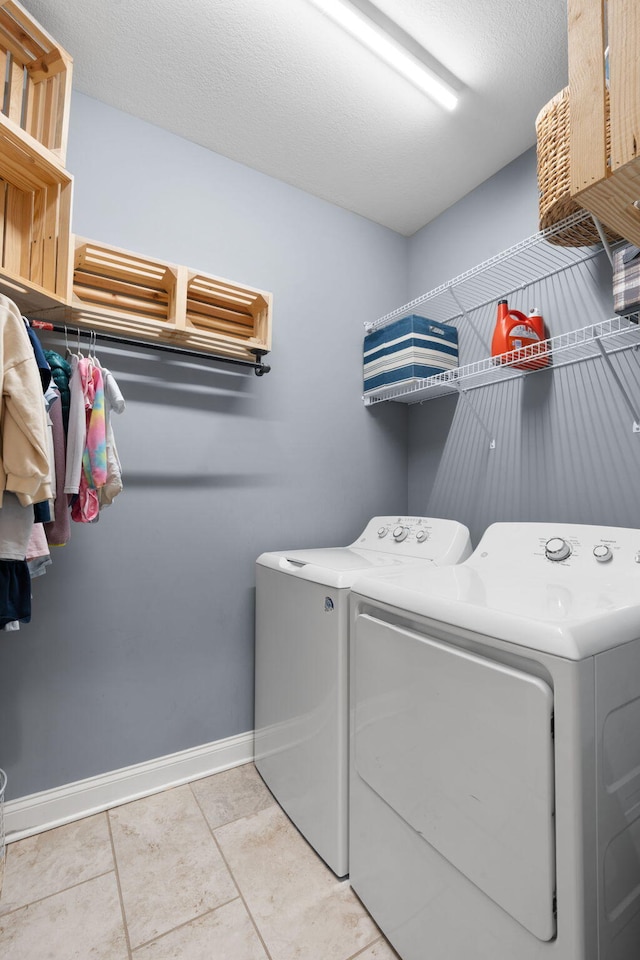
xmin=254 ymin=515 xmax=471 ymax=877
xmin=349 ymin=522 xmax=640 ymax=960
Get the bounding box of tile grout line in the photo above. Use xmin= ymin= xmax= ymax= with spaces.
xmin=345 ymin=934 xmax=399 ymax=960
xmin=106 ymin=809 xmax=134 ymax=960
xmin=188 ymin=780 xmax=275 ymax=960
xmin=129 ymin=895 xmax=242 ymax=954
xmin=0 ymin=867 xmax=114 ymax=918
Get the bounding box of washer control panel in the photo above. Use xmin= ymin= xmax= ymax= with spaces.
xmin=356 ymin=517 xmax=471 ymax=564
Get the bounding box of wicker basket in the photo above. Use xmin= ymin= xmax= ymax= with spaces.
xmin=536 ymin=87 xmax=621 ymax=247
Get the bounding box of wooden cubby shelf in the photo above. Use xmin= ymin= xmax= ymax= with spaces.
xmin=0 ymin=2 xmax=273 ymax=365
xmin=0 ymin=0 xmax=73 ymax=165
xmin=70 ymin=238 xmax=272 ymax=361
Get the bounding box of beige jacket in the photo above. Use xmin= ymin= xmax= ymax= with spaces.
xmin=0 ymin=295 xmax=52 ymax=507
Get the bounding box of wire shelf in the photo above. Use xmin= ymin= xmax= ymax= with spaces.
xmin=363 ymin=317 xmax=640 ymax=406
xmin=366 ymin=210 xmax=609 ymax=332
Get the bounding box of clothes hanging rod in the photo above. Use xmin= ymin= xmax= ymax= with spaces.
xmin=29 ymin=321 xmax=271 ymax=376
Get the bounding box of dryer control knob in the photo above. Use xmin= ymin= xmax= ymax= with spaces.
xmin=393 ymin=525 xmax=409 ymax=542
xmin=416 ymin=530 xmax=429 ymax=543
xmin=593 ymin=544 xmax=612 ymax=563
xmin=377 ymin=526 xmax=388 ymax=538
xmin=545 ymin=537 xmax=571 ymax=562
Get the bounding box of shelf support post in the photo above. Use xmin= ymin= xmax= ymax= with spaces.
xmin=590 ymin=215 xmax=614 ymax=267
xmin=594 ymin=335 xmax=640 ymax=432
xmin=455 ymin=386 xmax=496 ymax=449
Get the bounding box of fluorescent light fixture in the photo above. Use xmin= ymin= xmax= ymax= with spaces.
xmin=308 ymin=0 xmax=459 ymax=110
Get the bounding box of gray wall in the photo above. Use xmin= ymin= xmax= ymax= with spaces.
xmin=407 ymin=148 xmax=640 ymax=545
xmin=0 ymin=93 xmax=409 ymax=800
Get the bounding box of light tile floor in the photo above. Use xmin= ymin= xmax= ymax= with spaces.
xmin=0 ymin=763 xmax=399 ymax=960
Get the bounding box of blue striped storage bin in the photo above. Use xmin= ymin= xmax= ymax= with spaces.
xmin=363 ymin=315 xmax=459 ymax=394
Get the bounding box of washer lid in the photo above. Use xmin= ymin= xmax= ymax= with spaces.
xmin=257 ymin=547 xmax=435 ymax=589
xmin=352 ymin=522 xmax=640 ymax=660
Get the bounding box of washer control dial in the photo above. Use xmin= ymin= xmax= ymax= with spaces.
xmin=415 ymin=529 xmax=429 ymax=543
xmin=545 ymin=537 xmax=571 ymax=562
xmin=593 ymin=544 xmax=612 ymax=563
xmin=377 ymin=526 xmax=388 ymax=538
xmin=393 ymin=525 xmax=409 ymax=542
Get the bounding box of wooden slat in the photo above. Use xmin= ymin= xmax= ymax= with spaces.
xmin=25 ymin=74 xmax=41 ymax=141
xmin=41 ymin=73 xmax=54 ymax=148
xmin=55 ymin=178 xmax=72 ymax=299
xmin=4 ymin=180 xmax=30 ymax=275
xmin=73 ymin=269 xmax=170 ymax=303
xmin=0 ymin=19 xmax=41 ymax=66
xmin=73 ymin=284 xmax=171 ymax=320
xmin=185 ymin=313 xmax=254 ymax=339
xmin=0 ymin=48 xmax=7 ymax=113
xmin=169 ymin=264 xmax=187 ymax=329
xmin=608 ymin=0 xmax=640 ymax=170
xmin=189 ymin=276 xmax=257 ymax=306
xmin=7 ymin=56 xmax=21 ymax=125
xmin=50 ymin=51 xmax=72 ymax=163
xmin=186 ymin=297 xmax=255 ymax=327
xmin=77 ymin=246 xmax=168 ymax=286
xmin=41 ymin=181 xmax=57 ymax=293
xmin=0 ymin=2 xmax=60 ymax=60
xmin=51 ymin=72 xmax=64 ymax=156
xmin=30 ymin=177 xmax=44 ymax=286
xmin=70 ymin=307 xmax=177 ymax=336
xmin=253 ymin=295 xmax=272 ymax=350
xmin=568 ymin=0 xmax=607 ymax=194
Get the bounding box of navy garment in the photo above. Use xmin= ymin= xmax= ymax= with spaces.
xmin=0 ymin=559 xmax=31 ymax=626
xmin=33 ymin=501 xmax=51 ymax=523
xmin=25 ymin=324 xmax=51 ymax=392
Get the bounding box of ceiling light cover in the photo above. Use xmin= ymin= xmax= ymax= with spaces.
xmin=308 ymin=0 xmax=458 ymax=110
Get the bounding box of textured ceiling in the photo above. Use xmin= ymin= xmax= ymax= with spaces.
xmin=23 ymin=0 xmax=568 ymax=236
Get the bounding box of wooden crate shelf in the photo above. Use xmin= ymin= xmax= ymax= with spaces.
xmin=569 ymin=0 xmax=640 ymax=245
xmin=73 ymin=240 xmax=180 ymax=327
xmin=71 ymin=238 xmax=272 ymax=360
xmin=0 ymin=0 xmax=73 ymax=164
xmin=0 ymin=120 xmax=72 ymax=305
xmin=186 ymin=272 xmax=271 ymax=348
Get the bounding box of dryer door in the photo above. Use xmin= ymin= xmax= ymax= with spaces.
xmin=354 ymin=614 xmax=556 ymax=941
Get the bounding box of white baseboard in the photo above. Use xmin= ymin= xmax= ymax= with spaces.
xmin=4 ymin=730 xmax=254 ymax=843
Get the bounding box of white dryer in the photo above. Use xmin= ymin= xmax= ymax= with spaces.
xmin=254 ymin=516 xmax=471 ymax=878
xmin=349 ymin=522 xmax=640 ymax=959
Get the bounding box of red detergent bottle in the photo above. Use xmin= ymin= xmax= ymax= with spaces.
xmin=491 ymin=299 xmax=549 ymax=370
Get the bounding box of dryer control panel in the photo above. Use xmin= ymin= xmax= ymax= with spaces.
xmin=469 ymin=522 xmax=640 ymax=571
